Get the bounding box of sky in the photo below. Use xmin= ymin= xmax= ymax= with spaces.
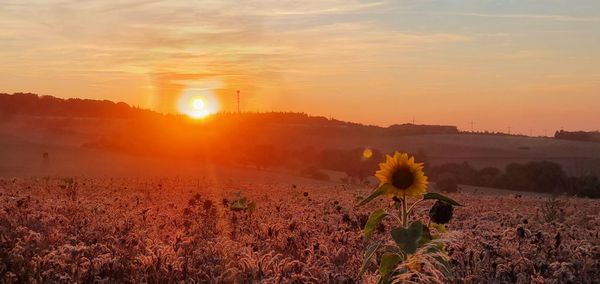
xmin=1 ymin=0 xmax=599 ymax=134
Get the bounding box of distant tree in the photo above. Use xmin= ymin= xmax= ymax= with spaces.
xmin=429 ymin=162 xmax=477 ymax=185
xmin=567 ymin=175 xmax=600 ymax=198
xmin=555 ymin=130 xmax=600 ymax=143
xmin=475 ymin=167 xmax=501 ymax=186
xmin=436 ymin=175 xmax=458 ymax=193
xmin=499 ymin=161 xmax=567 ymax=193
xmin=342 ymin=148 xmax=383 ymax=182
xmin=428 ymin=160 xmax=599 ymax=198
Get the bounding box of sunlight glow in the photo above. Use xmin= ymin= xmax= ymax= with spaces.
xmin=192 ymin=98 xmax=205 ymax=110
xmin=177 ymin=86 xmax=220 ymax=119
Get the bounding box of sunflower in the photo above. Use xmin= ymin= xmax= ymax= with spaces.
xmin=375 ymin=152 xmax=428 ymax=198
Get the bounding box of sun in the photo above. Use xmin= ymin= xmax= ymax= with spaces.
xmin=186 ymin=97 xmax=210 ymax=119
xmin=177 ymin=91 xmax=219 ymax=119
xmin=191 ymin=98 xmax=205 ymax=110
xmin=175 ymin=81 xmax=221 ymax=119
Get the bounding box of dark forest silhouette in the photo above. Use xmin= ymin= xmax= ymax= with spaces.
xmin=554 ymin=130 xmax=600 ymax=143
xmin=0 ymin=92 xmax=459 ymax=136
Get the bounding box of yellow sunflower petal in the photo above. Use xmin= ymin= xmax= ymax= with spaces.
xmin=372 ymin=151 xmax=429 ymax=198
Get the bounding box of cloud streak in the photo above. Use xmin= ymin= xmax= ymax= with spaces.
xmin=428 ymin=11 xmax=600 ymax=23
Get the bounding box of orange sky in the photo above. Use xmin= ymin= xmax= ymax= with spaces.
xmin=1 ymin=1 xmax=599 ymax=134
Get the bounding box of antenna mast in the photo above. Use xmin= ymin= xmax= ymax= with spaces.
xmin=236 ymin=90 xmax=240 ymax=114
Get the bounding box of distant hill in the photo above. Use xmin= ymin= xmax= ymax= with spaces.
xmin=0 ymin=92 xmax=156 ymax=119
xmin=388 ymin=123 xmax=458 ymax=135
xmin=555 ymin=130 xmax=600 ymax=143
xmin=3 ymin=92 xmax=599 ymax=177
xmin=2 ymin=93 xmax=600 ymax=190
xmin=0 ymin=92 xmax=459 ymax=136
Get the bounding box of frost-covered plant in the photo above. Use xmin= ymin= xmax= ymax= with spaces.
xmin=60 ymin=177 xmax=78 ymax=202
xmin=539 ymin=195 xmax=565 ymax=223
xmin=229 ymin=191 xmax=257 ymax=213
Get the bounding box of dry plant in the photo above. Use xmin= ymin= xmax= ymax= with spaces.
xmin=538 ymin=195 xmax=566 ymax=223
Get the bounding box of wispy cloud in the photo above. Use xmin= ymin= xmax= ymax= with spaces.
xmin=421 ymin=11 xmax=600 ymax=23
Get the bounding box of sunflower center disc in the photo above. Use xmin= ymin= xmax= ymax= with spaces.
xmin=392 ymin=167 xmax=415 ymax=189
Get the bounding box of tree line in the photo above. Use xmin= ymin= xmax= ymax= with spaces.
xmin=428 ymin=161 xmax=600 ymax=198
xmin=554 ymin=130 xmax=600 ymax=143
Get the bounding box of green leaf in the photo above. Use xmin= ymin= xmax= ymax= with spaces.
xmin=431 ymin=222 xmax=448 ymax=233
xmin=419 ymin=223 xmax=433 ymax=247
xmin=379 ymin=252 xmax=402 ymax=281
xmin=363 ymin=209 xmax=389 ymax=240
xmin=391 ymin=221 xmax=424 ymax=255
xmin=359 ymin=241 xmax=381 ymax=277
xmin=423 ymin=192 xmax=463 ymax=206
xmin=357 ymin=184 xmax=392 ymax=207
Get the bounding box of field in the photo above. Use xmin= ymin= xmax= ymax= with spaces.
xmin=1 ymin=173 xmax=599 ymax=283
xmin=1 ymin=115 xmax=600 ymax=283
xmin=2 ymin=116 xmax=600 ymax=178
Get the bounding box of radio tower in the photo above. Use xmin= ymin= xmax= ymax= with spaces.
xmin=236 ymin=90 xmax=241 ymax=113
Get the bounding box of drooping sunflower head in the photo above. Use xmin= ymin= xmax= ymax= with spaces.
xmin=429 ymin=200 xmax=453 ymax=224
xmin=375 ymin=152 xmax=428 ymax=198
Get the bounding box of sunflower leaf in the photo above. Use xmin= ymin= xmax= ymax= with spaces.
xmin=356 ymin=184 xmax=392 ymax=207
xmin=359 ymin=241 xmax=381 ymax=278
xmin=363 ymin=209 xmax=389 ymax=240
xmin=423 ymin=192 xmax=463 ymax=206
xmin=419 ymin=223 xmax=433 ymax=246
xmin=379 ymin=252 xmax=403 ymax=281
xmin=391 ymin=221 xmax=424 ymax=255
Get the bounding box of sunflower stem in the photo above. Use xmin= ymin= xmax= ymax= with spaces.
xmin=397 ymin=201 xmax=403 ymax=227
xmin=401 ymin=195 xmax=408 ymax=228
xmin=406 ymin=198 xmax=426 ymax=217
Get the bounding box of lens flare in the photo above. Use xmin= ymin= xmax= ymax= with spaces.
xmin=362 ymin=148 xmax=373 ymax=160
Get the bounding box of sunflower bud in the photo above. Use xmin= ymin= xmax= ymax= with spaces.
xmin=429 ymin=200 xmax=454 ymax=224
xmin=517 ymin=227 xmax=526 ymax=238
